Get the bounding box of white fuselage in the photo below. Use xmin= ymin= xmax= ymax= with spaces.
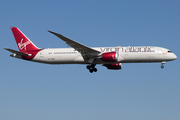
xmin=6 ymin=27 xmax=177 ymax=72
xmin=30 ymin=46 xmax=177 ymax=64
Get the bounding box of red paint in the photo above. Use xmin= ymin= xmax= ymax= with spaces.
xmin=11 ymin=27 xmax=39 ymax=52
xmin=102 ymin=52 xmax=118 ymax=62
xmin=104 ymin=63 xmax=122 ymax=70
xmin=22 ymin=49 xmax=42 ymax=60
xmin=11 ymin=27 xmax=42 ymax=60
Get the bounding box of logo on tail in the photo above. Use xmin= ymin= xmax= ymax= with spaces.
xmin=11 ymin=27 xmax=39 ymax=51
xmin=18 ymin=38 xmax=31 ymax=51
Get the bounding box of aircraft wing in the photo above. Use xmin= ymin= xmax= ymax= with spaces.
xmin=4 ymin=48 xmax=29 ymax=56
xmin=48 ymin=30 xmax=101 ymax=62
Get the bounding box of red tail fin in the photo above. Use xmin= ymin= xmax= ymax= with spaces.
xmin=11 ymin=27 xmax=39 ymax=52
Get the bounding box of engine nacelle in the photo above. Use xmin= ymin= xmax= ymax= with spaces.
xmin=102 ymin=52 xmax=119 ymax=62
xmin=104 ymin=63 xmax=122 ymax=70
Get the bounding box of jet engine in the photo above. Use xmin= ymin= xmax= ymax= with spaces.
xmin=103 ymin=63 xmax=122 ymax=70
xmin=102 ymin=52 xmax=119 ymax=62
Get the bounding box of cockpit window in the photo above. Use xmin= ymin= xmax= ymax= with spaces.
xmin=168 ymin=51 xmax=172 ymax=53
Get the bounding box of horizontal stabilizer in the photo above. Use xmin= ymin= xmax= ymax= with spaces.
xmin=4 ymin=48 xmax=29 ymax=56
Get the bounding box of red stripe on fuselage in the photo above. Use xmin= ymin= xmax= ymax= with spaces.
xmin=21 ymin=49 xmax=42 ymax=60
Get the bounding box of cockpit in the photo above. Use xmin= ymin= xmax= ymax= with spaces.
xmin=167 ymin=51 xmax=173 ymax=53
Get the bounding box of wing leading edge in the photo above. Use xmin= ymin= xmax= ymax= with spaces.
xmin=48 ymin=30 xmax=101 ymax=62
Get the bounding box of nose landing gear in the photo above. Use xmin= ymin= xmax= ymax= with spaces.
xmin=161 ymin=64 xmax=164 ymax=69
xmin=86 ymin=64 xmax=97 ymax=73
xmin=161 ymin=61 xmax=166 ymax=69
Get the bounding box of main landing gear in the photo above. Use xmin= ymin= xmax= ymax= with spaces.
xmin=161 ymin=61 xmax=166 ymax=69
xmin=86 ymin=64 xmax=97 ymax=73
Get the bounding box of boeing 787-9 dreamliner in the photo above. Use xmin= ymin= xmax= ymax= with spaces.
xmin=4 ymin=27 xmax=177 ymax=73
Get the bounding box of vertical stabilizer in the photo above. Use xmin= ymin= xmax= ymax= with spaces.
xmin=11 ymin=27 xmax=39 ymax=52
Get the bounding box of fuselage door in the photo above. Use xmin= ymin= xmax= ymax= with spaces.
xmin=40 ymin=51 xmax=44 ymax=57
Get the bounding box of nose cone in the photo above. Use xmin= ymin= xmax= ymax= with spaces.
xmin=172 ymin=53 xmax=177 ymax=60
xmin=167 ymin=53 xmax=177 ymax=61
xmin=171 ymin=53 xmax=177 ymax=60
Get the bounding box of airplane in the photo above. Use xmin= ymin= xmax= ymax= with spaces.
xmin=4 ymin=27 xmax=177 ymax=73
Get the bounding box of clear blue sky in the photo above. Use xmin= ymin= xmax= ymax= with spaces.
xmin=1 ymin=0 xmax=180 ymax=120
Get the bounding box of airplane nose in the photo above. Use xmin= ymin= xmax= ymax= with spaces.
xmin=174 ymin=54 xmax=177 ymax=59
xmin=173 ymin=53 xmax=177 ymax=60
